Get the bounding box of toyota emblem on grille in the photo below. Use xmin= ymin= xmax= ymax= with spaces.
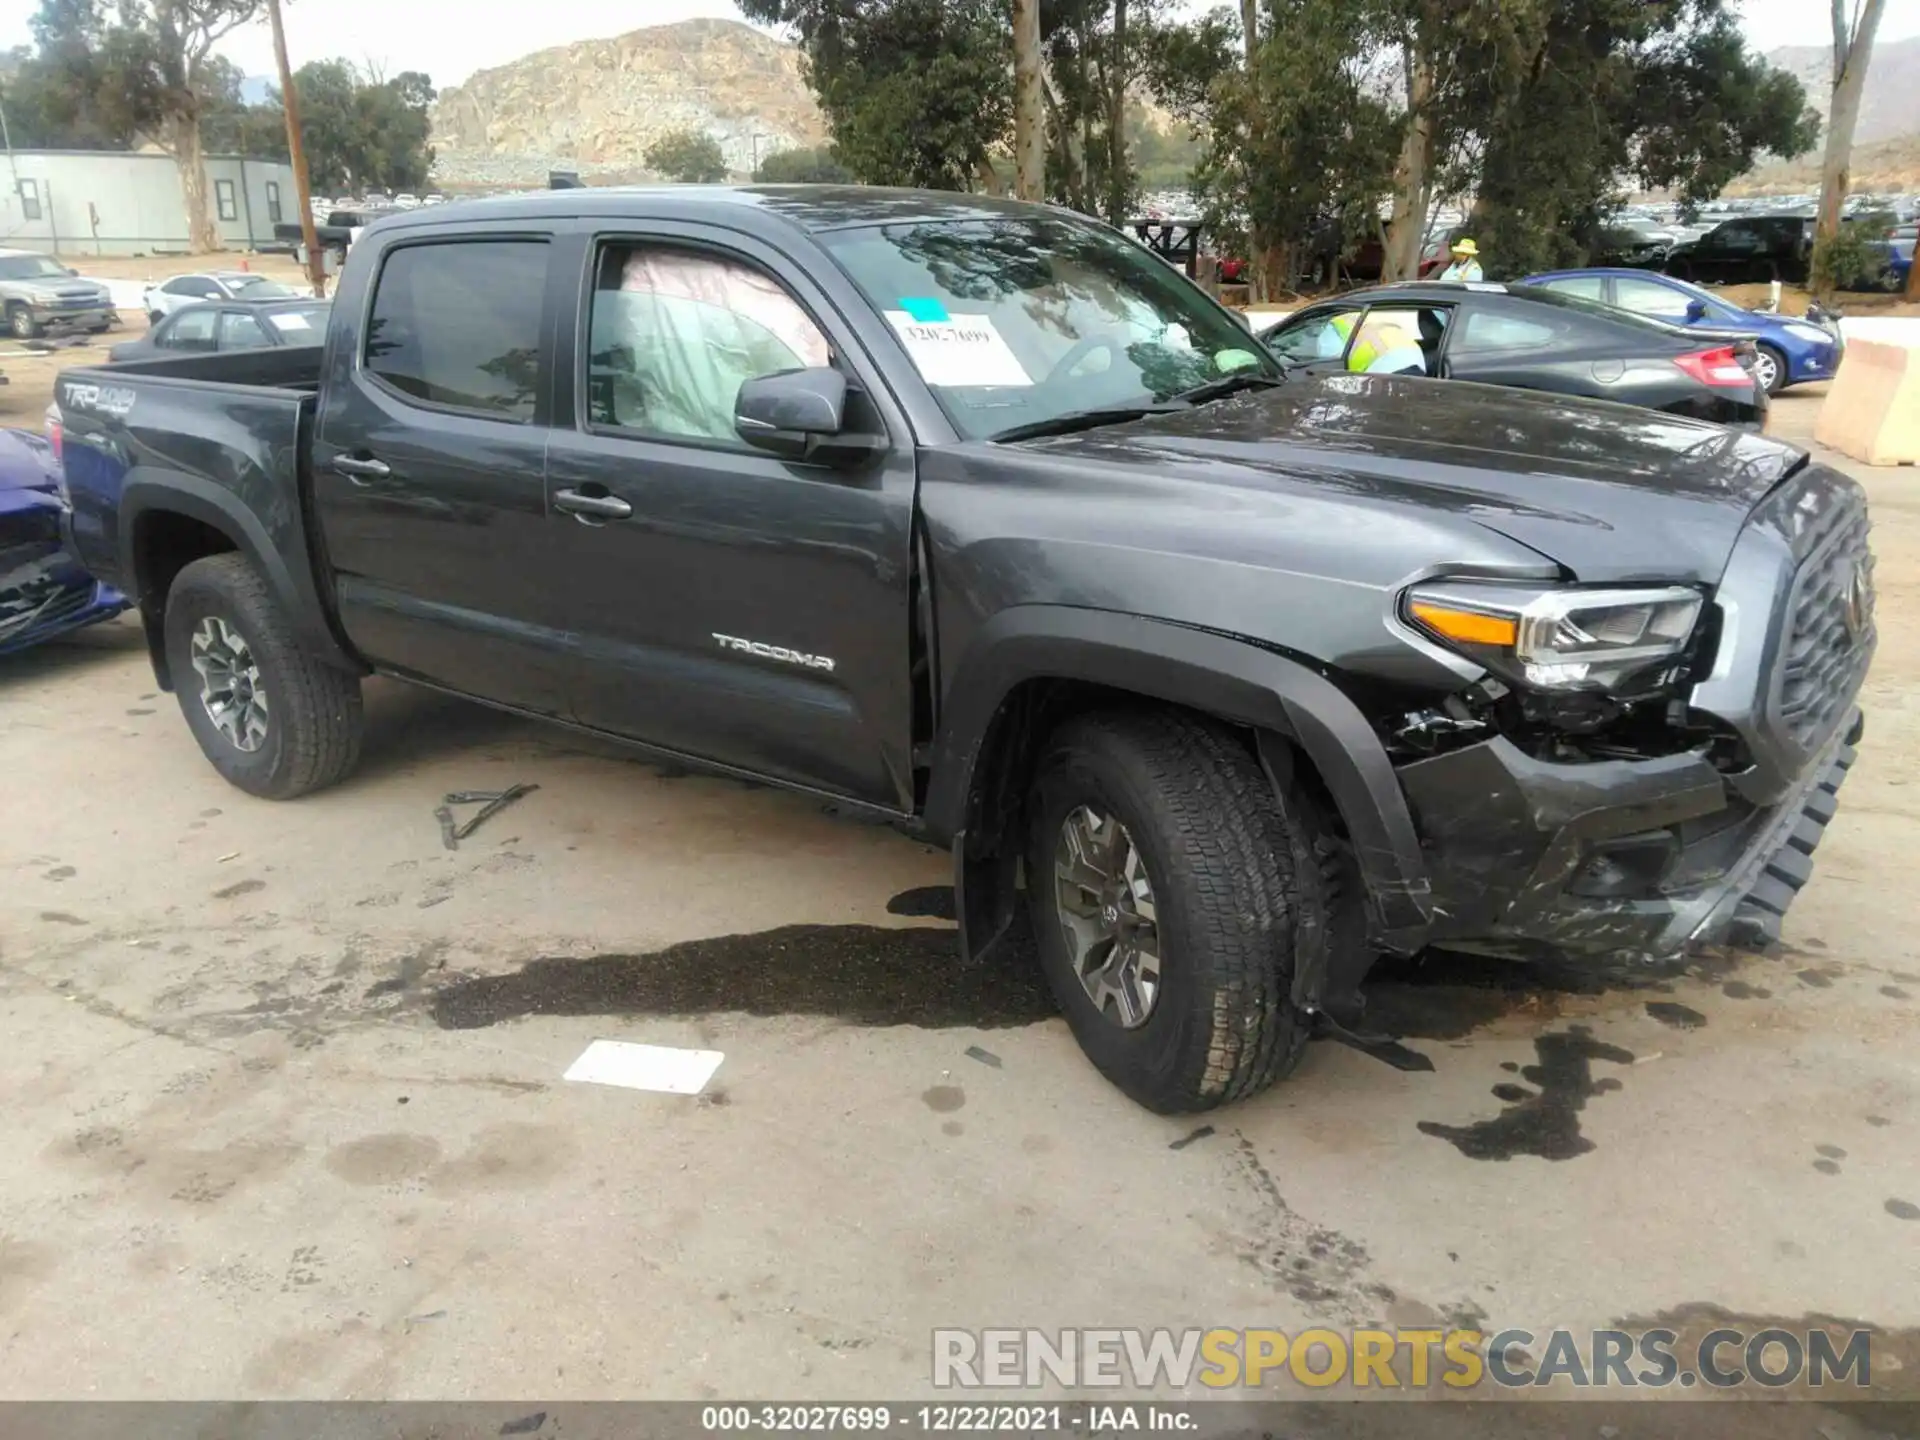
xmin=1843 ymin=560 xmax=1873 ymax=640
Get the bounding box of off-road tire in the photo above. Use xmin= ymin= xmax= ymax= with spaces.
xmin=1026 ymin=709 xmax=1359 ymax=1113
xmin=164 ymin=554 xmax=363 ymax=799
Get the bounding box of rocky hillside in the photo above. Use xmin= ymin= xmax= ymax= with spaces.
xmin=1765 ymin=36 xmax=1920 ymax=146
xmin=432 ymin=18 xmax=828 ymax=187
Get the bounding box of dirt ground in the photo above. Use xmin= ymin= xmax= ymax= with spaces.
xmin=1 ymin=332 xmax=1918 ymax=1416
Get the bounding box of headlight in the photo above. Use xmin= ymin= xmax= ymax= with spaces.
xmin=1404 ymin=581 xmax=1703 ymax=693
xmin=1784 ymin=322 xmax=1831 ymax=344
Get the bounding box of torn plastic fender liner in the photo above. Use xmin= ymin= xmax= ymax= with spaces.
xmin=930 ymin=606 xmax=1435 ymax=973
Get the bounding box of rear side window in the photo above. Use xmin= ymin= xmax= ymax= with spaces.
xmin=219 ymin=311 xmax=270 ymax=350
xmin=1455 ymin=309 xmax=1558 ymax=353
xmin=1613 ymin=277 xmax=1690 ymax=318
xmin=364 ymin=240 xmax=548 ymax=420
xmin=162 ymin=310 xmax=217 ymax=352
xmin=1542 ymin=275 xmax=1605 ymax=301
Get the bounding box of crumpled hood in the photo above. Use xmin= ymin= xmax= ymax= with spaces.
xmin=1024 ymin=374 xmax=1804 ymax=583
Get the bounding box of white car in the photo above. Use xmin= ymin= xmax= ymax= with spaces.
xmin=143 ymin=271 xmax=301 ymax=324
xmin=393 ymin=193 xmax=421 ymax=209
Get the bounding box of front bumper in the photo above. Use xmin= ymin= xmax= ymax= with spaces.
xmin=1395 ymin=711 xmax=1859 ymax=962
xmin=28 ymin=304 xmax=116 ymax=332
xmin=1388 ymin=460 xmax=1871 ymax=964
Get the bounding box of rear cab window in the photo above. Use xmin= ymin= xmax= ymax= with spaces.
xmin=363 ymin=238 xmax=549 ymax=420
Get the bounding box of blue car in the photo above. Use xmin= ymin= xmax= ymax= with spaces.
xmin=1521 ymin=267 xmax=1844 ymax=396
xmin=0 ymin=426 xmax=127 ymax=655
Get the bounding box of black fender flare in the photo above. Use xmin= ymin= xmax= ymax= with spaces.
xmin=118 ymin=467 xmax=361 ymax=686
xmin=925 ymin=605 xmax=1432 ymax=958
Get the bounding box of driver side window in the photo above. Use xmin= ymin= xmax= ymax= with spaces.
xmin=1267 ymin=308 xmax=1363 ymax=363
xmin=586 ymin=242 xmax=831 ymax=445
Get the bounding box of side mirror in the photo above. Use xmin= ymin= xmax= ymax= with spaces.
xmin=1684 ymin=298 xmax=1708 ymax=321
xmin=736 ymin=366 xmax=881 ymax=466
xmin=65 ymin=266 xmax=79 ymax=276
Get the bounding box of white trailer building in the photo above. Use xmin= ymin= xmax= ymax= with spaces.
xmin=1 ymin=149 xmax=298 ymax=256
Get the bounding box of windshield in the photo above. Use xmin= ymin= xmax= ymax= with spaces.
xmin=817 ymin=216 xmax=1277 ymax=441
xmin=0 ymin=255 xmax=73 ymax=281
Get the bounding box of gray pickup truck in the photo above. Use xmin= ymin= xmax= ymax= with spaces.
xmin=51 ymin=187 xmax=1874 ymax=1112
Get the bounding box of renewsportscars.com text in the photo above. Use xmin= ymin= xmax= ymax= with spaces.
xmin=932 ymin=1326 xmax=1875 ymax=1390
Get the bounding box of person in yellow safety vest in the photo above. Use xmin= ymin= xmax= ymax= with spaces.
xmin=1347 ymin=317 xmax=1427 ymax=375
xmin=1438 ymin=237 xmax=1483 ymax=282
xmin=1316 ymin=310 xmax=1359 ymax=359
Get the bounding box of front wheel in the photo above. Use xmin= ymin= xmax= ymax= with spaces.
xmin=1026 ymin=710 xmax=1356 ymax=1113
xmin=8 ymin=305 xmax=38 ymax=339
xmin=1752 ymin=343 xmax=1787 ymax=396
xmin=164 ymin=554 xmax=364 ymax=799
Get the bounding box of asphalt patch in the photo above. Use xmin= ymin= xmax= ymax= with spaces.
xmin=430 ymin=923 xmax=1054 ymax=1030
xmin=1416 ymin=1026 xmax=1634 ymax=1161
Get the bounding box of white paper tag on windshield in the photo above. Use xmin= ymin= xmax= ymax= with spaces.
xmin=884 ymin=311 xmax=1032 ymax=387
xmin=268 ymin=311 xmax=312 ymax=331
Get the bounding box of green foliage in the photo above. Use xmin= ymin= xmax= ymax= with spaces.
xmin=1189 ymin=0 xmax=1398 ymax=291
xmin=1812 ymin=219 xmax=1893 ymax=294
xmin=644 ymin=128 xmax=731 ymax=184
xmin=1468 ymin=0 xmax=1819 ymax=277
xmin=740 ymin=0 xmax=1012 ymax=191
xmin=200 ymin=63 xmax=437 ymax=193
xmin=753 ymin=146 xmax=855 ymax=183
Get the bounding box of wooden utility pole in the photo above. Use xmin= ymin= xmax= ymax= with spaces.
xmin=1012 ymin=0 xmax=1045 ymax=201
xmin=267 ymin=0 xmax=326 ymax=297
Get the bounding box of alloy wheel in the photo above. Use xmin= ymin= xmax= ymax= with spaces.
xmin=1054 ymin=804 xmax=1162 ymax=1028
xmin=190 ymin=615 xmax=269 ymax=752
xmin=1752 ymin=349 xmax=1780 ymax=394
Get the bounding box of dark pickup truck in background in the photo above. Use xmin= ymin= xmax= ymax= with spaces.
xmin=52 ymin=187 xmax=1875 ymax=1112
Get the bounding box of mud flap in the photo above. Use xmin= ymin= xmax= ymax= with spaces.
xmin=954 ymin=831 xmax=1019 ymax=967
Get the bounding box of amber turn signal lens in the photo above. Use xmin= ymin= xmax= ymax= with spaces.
xmin=1409 ymin=601 xmax=1518 ymax=648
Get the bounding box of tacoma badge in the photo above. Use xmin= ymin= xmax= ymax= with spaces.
xmin=712 ymin=632 xmax=836 ymax=672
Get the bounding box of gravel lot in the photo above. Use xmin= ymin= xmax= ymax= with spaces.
xmin=1 ymin=372 xmax=1916 ymax=1417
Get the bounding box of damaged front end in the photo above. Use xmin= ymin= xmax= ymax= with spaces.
xmin=0 ymin=430 xmax=127 ymax=656
xmin=1376 ymin=462 xmax=1874 ymax=963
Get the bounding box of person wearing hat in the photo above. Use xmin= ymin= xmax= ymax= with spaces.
xmin=1439 ymin=237 xmax=1483 ymax=282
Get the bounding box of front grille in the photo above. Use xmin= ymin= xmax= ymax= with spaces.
xmin=1776 ymin=488 xmax=1874 ymax=750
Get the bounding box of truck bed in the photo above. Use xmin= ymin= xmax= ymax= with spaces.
xmin=53 ymin=344 xmax=348 ymax=673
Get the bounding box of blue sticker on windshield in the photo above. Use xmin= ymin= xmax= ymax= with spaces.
xmin=900 ymin=297 xmax=950 ymax=323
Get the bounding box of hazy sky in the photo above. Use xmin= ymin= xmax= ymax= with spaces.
xmin=0 ymin=0 xmax=1914 ymax=90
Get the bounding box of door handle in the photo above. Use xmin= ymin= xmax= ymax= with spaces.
xmin=331 ymin=454 xmax=391 ymax=486
xmin=554 ymin=487 xmax=633 ymax=522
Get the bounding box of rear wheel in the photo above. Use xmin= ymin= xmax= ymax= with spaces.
xmin=1752 ymin=342 xmax=1787 ymax=396
xmin=164 ymin=554 xmax=364 ymax=799
xmin=1025 ymin=710 xmax=1358 ymax=1113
